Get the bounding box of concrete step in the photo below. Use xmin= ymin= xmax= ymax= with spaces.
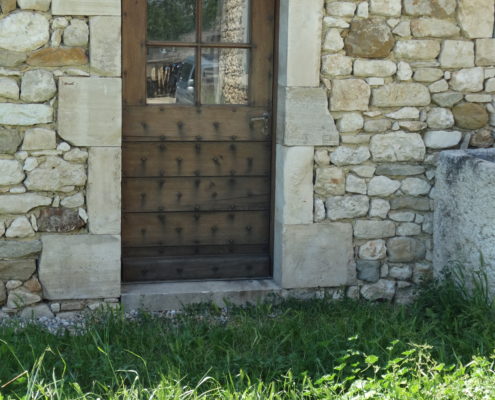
xmin=121 ymin=279 xmax=283 ymax=311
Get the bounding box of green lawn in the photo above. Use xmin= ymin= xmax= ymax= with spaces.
xmin=1 ymin=270 xmax=495 ymax=399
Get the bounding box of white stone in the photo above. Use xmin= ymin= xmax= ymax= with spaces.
xmin=364 ymin=119 xmax=392 ymax=133
xmin=0 ymin=193 xmax=51 ymax=213
xmin=322 ymin=54 xmax=352 ymax=76
xmin=368 ymin=176 xmax=401 ymax=197
xmin=23 ymin=157 xmax=37 ymax=172
xmin=0 ymin=160 xmax=24 ymax=185
xmin=7 ymin=287 xmax=41 ymax=308
xmin=370 ymin=132 xmax=426 ymax=162
xmin=52 ymin=0 xmax=121 ymax=15
xmin=330 ymin=146 xmax=370 ymax=166
xmin=21 ymin=70 xmax=56 ymax=103
xmin=50 ymin=29 xmax=63 ymax=47
xmin=330 ymin=79 xmax=370 ymax=111
xmin=0 ymin=12 xmax=49 ymax=52
xmin=63 ymin=148 xmax=88 ymax=162
xmin=39 ymin=234 xmax=121 ymax=300
xmin=352 ymin=165 xmax=376 ymax=178
xmin=476 ymin=39 xmax=495 ymax=66
xmin=450 ymin=68 xmax=484 ymax=92
xmin=427 ymin=108 xmax=454 ymax=129
xmin=394 ymin=40 xmax=441 ymax=60
xmin=389 ymin=265 xmax=413 ymax=280
xmin=90 ymin=16 xmax=121 ymax=76
xmin=424 ymin=131 xmax=462 ymax=149
xmin=414 ymin=68 xmax=444 ymax=82
xmin=275 ymin=145 xmax=313 ymax=225
xmin=370 ymin=0 xmax=401 ymax=16
xmin=274 ymin=223 xmax=355 ymax=289
xmin=25 ymin=156 xmax=86 ymax=192
xmin=389 ymin=211 xmax=416 ymax=222
xmin=366 ymin=77 xmax=384 ymax=86
xmin=58 ymin=78 xmax=122 ymax=146
xmin=354 ymin=220 xmax=396 ymax=239
xmin=346 ymin=174 xmax=367 ymax=194
xmin=314 ymin=149 xmax=330 ymax=166
xmin=323 ymin=16 xmax=350 ymax=29
xmin=10 ymin=186 xmax=26 ymax=194
xmin=458 ymin=0 xmax=494 ymax=39
xmin=372 ymin=84 xmax=430 ymax=107
xmin=314 ymin=198 xmax=326 ymax=223
xmin=61 ymin=193 xmax=84 ymax=208
xmin=327 ymin=2 xmax=356 ymax=17
xmin=386 ymin=107 xmax=420 ymax=120
xmin=370 ymin=198 xmax=390 ymax=218
xmin=323 ymin=28 xmax=344 ymax=53
xmin=52 ymin=17 xmax=69 ymax=29
xmin=393 ymin=21 xmax=411 ymax=37
xmin=361 ymin=280 xmax=396 ymax=301
xmin=396 ymin=62 xmax=412 ymax=81
xmin=6 ymin=280 xmax=22 ymax=290
xmin=484 ymin=79 xmax=495 ymax=92
xmin=63 ymin=19 xmax=89 ymax=47
xmin=439 ymin=41 xmax=475 ymax=68
xmin=337 ymin=112 xmax=364 ymax=132
xmin=87 ymin=148 xmax=121 ymax=235
xmin=0 ymin=77 xmax=19 ymax=100
xmin=57 ymin=142 xmax=70 ymax=152
xmin=0 ymin=104 xmax=52 ymax=125
xmin=353 ymin=60 xmax=397 ymax=77
xmin=403 ymin=0 xmax=456 ymax=17
xmin=359 ymin=240 xmax=387 ymax=260
xmin=326 ymin=195 xmax=369 ymax=220
xmin=387 ymin=18 xmax=400 ymax=28
xmin=401 ymin=178 xmax=431 ymax=196
xmin=411 ymin=18 xmax=460 ymax=38
xmin=465 ymin=94 xmax=492 ymax=102
xmin=356 ymin=2 xmax=369 ymax=17
xmin=6 ymin=216 xmax=34 ymax=238
xmin=17 ymin=0 xmax=51 ymax=11
xmin=397 ymin=222 xmax=422 ymax=236
xmin=315 ymin=167 xmax=345 ymax=196
xmin=428 ymin=79 xmax=449 ymax=93
xmin=22 ymin=128 xmax=56 ymax=150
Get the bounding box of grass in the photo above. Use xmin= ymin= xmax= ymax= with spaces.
xmin=1 ymin=268 xmax=495 ymax=399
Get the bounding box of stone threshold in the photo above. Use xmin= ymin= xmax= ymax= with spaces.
xmin=121 ymin=279 xmax=284 ymax=311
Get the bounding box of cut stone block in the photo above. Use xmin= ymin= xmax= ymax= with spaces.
xmin=39 ymin=234 xmax=121 ymax=300
xmin=58 ymin=77 xmax=121 ymax=146
xmin=52 ymin=0 xmax=121 ymax=15
xmin=90 ymin=16 xmax=121 ymax=77
xmin=274 ymin=223 xmax=355 ymax=289
xmin=88 ymin=148 xmax=121 ymax=234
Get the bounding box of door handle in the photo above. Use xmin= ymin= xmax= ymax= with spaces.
xmin=250 ymin=112 xmax=270 ymax=136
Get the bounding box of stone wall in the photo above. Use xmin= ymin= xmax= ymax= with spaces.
xmin=315 ymin=0 xmax=495 ymax=302
xmin=0 ymin=0 xmax=121 ymax=318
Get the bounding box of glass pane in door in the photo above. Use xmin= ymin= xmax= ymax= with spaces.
xmin=202 ymin=0 xmax=250 ymax=43
xmin=201 ymin=48 xmax=249 ymax=104
xmin=148 ymin=0 xmax=196 ymax=42
xmin=147 ymin=47 xmax=196 ymax=104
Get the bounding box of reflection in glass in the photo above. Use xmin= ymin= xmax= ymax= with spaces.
xmin=201 ymin=48 xmax=249 ymax=104
xmin=147 ymin=0 xmax=196 ymax=42
xmin=146 ymin=47 xmax=196 ymax=105
xmin=202 ymin=0 xmax=250 ymax=43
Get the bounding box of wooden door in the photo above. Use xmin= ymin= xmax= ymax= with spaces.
xmin=122 ymin=0 xmax=276 ymax=282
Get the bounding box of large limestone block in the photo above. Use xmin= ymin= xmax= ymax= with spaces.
xmin=58 ymin=77 xmax=122 ymax=146
xmin=439 ymin=41 xmax=475 ymax=68
xmin=90 ymin=16 xmax=121 ymax=77
xmin=88 ymin=148 xmax=121 ymax=234
xmin=25 ymin=157 xmax=87 ymax=192
xmin=330 ymin=79 xmax=370 ymax=111
xmin=0 ymin=104 xmax=52 ymax=125
xmin=278 ymin=87 xmax=338 ymax=146
xmin=274 ymin=223 xmax=355 ymax=289
xmin=275 ymin=145 xmax=313 ymax=225
xmin=434 ymin=150 xmax=495 ymax=294
xmin=0 ymin=12 xmax=48 ymax=52
xmin=403 ymin=0 xmax=456 ymax=17
xmin=458 ymin=0 xmax=494 ymax=39
xmin=0 ymin=193 xmax=51 ymax=213
xmin=344 ymin=19 xmax=395 ymax=58
xmin=52 ymin=0 xmax=121 ymax=15
xmin=326 ymin=195 xmax=369 ymax=220
xmin=39 ymin=234 xmax=121 ymax=300
xmin=394 ymin=40 xmax=441 ymax=60
xmin=279 ymin=0 xmax=323 ymax=87
xmin=353 ymin=59 xmax=397 ymax=77
xmin=372 ymin=83 xmax=430 ymax=107
xmin=450 ymin=67 xmax=484 ymax=92
xmin=21 ymin=70 xmax=56 ymax=103
xmin=369 ymin=0 xmax=401 ymax=16
xmin=370 ymin=131 xmax=425 ymax=162
xmin=410 ymin=18 xmax=460 ymax=38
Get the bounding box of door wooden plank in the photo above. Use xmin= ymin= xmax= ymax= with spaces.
xmin=123 ymin=106 xmax=271 ymax=140
xmin=122 ymin=210 xmax=270 ymax=247
xmin=122 ymin=255 xmax=271 ymax=281
xmin=123 ymin=176 xmax=270 ymax=212
xmin=122 ymin=142 xmax=271 ymax=177
xmin=123 ymin=243 xmax=269 ymax=258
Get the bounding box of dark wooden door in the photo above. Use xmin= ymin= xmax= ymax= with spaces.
xmin=122 ymin=0 xmax=276 ymax=282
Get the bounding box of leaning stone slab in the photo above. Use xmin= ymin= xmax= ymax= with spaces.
xmin=0 ymin=194 xmax=52 ymax=214
xmin=58 ymin=77 xmax=121 ymax=146
xmin=39 ymin=234 xmax=121 ymax=300
xmin=0 ymin=104 xmax=52 ymax=125
xmin=0 ymin=259 xmax=36 ymax=280
xmin=52 ymin=0 xmax=121 ymax=15
xmin=0 ymin=240 xmax=41 ymax=259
